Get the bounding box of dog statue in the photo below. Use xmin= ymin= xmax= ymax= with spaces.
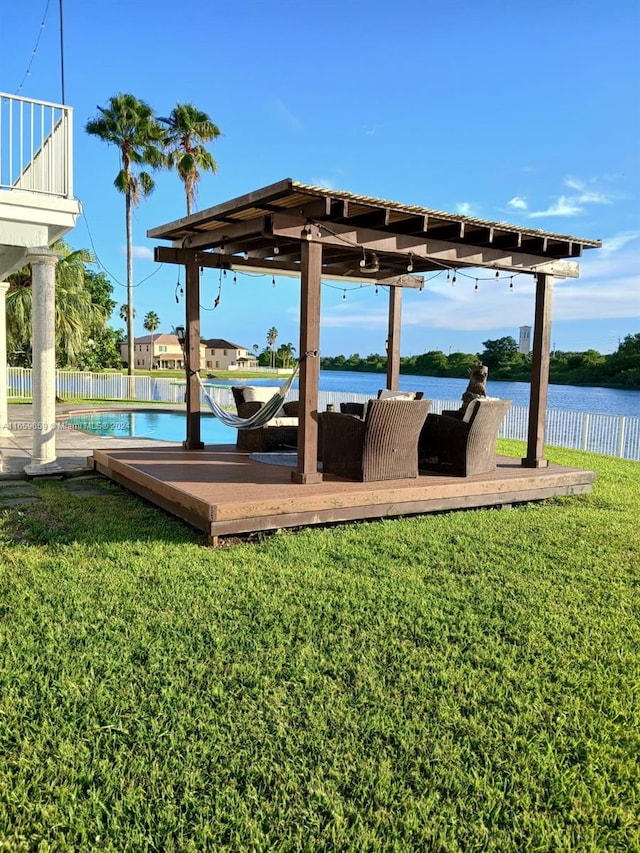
xmin=462 ymin=363 xmax=489 ymax=409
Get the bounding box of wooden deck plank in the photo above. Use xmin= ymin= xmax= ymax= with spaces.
xmin=90 ymin=445 xmax=596 ymax=544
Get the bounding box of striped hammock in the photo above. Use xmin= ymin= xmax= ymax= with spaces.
xmin=197 ymin=366 xmax=299 ymax=429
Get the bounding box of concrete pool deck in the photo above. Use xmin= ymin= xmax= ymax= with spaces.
xmin=1 ymin=403 xmax=183 ymax=479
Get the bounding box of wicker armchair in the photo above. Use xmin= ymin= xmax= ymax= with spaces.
xmin=418 ymin=399 xmax=511 ymax=477
xmin=321 ymin=399 xmax=432 ymax=482
xmin=231 ymin=386 xmax=298 ymax=452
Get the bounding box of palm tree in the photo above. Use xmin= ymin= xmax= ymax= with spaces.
xmin=160 ymin=103 xmax=221 ymax=215
xmin=119 ymin=303 xmax=136 ymax=326
xmin=86 ymin=93 xmax=165 ymax=378
xmin=7 ymin=243 xmax=109 ymax=368
xmin=144 ymin=310 xmax=160 ymax=369
xmin=266 ymin=326 xmax=279 ymax=369
xmin=278 ymin=342 xmax=296 ymax=369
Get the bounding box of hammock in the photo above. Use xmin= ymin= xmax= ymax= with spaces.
xmin=197 ymin=366 xmax=299 ymax=430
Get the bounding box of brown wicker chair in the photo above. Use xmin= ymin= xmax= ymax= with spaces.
xmin=418 ymin=399 xmax=511 ymax=477
xmin=231 ymin=386 xmax=298 ymax=452
xmin=321 ymin=399 xmax=432 ymax=482
xmin=339 ymin=389 xmax=424 ymax=418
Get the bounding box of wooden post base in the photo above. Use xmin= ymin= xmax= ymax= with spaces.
xmin=183 ymin=440 xmax=205 ymax=450
xmin=521 ymin=457 xmax=549 ymax=468
xmin=291 ymin=470 xmax=323 ymax=484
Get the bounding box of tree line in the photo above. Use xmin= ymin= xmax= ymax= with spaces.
xmin=320 ymin=334 xmax=640 ymax=389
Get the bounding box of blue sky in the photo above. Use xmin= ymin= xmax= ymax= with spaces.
xmin=4 ymin=0 xmax=639 ymax=357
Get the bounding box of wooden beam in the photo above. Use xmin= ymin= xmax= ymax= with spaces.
xmin=522 ymin=273 xmax=553 ymax=468
xmin=270 ymin=214 xmax=581 ymax=277
xmin=292 ymin=240 xmax=323 ymax=484
xmin=184 ymin=262 xmax=204 ymax=450
xmin=386 ymin=286 xmax=402 ymax=390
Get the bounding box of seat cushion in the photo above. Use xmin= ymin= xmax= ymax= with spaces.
xmin=378 ymin=388 xmax=417 ymax=400
xmin=241 ymin=386 xmax=280 ymax=404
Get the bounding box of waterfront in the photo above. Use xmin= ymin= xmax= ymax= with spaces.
xmin=236 ymin=371 xmax=640 ymax=418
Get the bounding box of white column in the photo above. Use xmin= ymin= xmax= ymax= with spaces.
xmin=24 ymin=248 xmax=61 ymax=475
xmin=0 ymin=282 xmax=12 ymax=437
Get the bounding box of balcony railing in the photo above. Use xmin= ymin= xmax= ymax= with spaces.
xmin=0 ymin=92 xmax=73 ymax=198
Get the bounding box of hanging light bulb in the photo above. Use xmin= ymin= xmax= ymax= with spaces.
xmin=451 ymin=273 xmax=457 ymax=286
xmin=509 ymin=278 xmax=514 ymax=291
xmin=342 ymin=290 xmax=346 ymax=300
xmin=233 ymin=273 xmax=237 ymax=285
xmin=495 ymin=270 xmax=500 ymax=279
xmin=474 ymin=279 xmax=479 ymax=292
xmin=272 ymin=275 xmax=276 ymax=287
xmin=273 ymin=246 xmax=280 ymax=255
xmin=407 ymin=253 xmax=414 ymax=273
xmin=446 ymin=270 xmax=450 ymax=282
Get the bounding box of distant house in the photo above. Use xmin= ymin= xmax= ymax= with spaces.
xmin=202 ymin=338 xmax=258 ymax=371
xmin=119 ymin=334 xmax=206 ymax=370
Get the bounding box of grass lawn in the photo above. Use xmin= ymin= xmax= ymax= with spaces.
xmin=0 ymin=442 xmax=638 ymax=851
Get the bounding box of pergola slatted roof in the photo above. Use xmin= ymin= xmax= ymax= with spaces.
xmin=149 ymin=178 xmax=601 ymax=283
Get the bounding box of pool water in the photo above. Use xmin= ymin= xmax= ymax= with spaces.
xmin=62 ymin=410 xmax=237 ymax=444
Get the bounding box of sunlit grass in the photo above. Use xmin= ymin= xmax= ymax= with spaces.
xmin=0 ymin=444 xmax=638 ymax=851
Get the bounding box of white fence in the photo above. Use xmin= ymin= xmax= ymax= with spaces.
xmin=7 ymin=367 xmax=640 ymax=461
xmin=0 ymin=93 xmax=73 ymax=197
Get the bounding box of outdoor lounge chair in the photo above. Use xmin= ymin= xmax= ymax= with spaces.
xmin=231 ymin=386 xmax=298 ymax=452
xmin=340 ymin=389 xmax=424 ymax=418
xmin=418 ymin=398 xmax=512 ymax=477
xmin=321 ymin=398 xmax=432 ymax=482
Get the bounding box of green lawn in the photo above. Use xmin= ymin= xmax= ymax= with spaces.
xmin=0 ymin=443 xmax=638 ymax=852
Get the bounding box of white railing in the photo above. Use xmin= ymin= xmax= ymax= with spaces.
xmin=6 ymin=367 xmax=640 ymax=461
xmin=0 ymin=93 xmax=73 ymax=197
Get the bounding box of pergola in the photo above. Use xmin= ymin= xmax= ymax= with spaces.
xmin=148 ymin=178 xmax=601 ymax=484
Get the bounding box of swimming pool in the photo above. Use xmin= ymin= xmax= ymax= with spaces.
xmin=61 ymin=410 xmax=237 ymax=444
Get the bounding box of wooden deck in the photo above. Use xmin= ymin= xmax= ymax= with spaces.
xmin=91 ymin=445 xmax=596 ymax=545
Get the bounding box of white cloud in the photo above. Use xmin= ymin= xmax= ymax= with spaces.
xmin=456 ymin=201 xmax=479 ymax=217
xmin=564 ymin=175 xmax=612 ymax=204
xmin=120 ymin=245 xmax=154 ymax=260
xmin=599 ymin=231 xmax=640 ymax=256
xmin=311 ymin=177 xmax=336 ymax=189
xmin=507 ymin=196 xmax=528 ymax=211
xmin=528 ymin=196 xmax=584 ymax=218
xmin=132 ymin=246 xmax=154 ymax=260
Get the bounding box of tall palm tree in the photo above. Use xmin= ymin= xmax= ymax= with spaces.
xmin=119 ymin=303 xmax=136 ymax=326
xmin=86 ymin=93 xmax=165 ymax=378
xmin=160 ymin=103 xmax=221 ymax=215
xmin=266 ymin=326 xmax=279 ymax=369
xmin=144 ymin=310 xmax=160 ymax=369
xmin=7 ymin=243 xmax=109 ymax=367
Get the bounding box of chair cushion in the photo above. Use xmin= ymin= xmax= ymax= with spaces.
xmin=267 ymin=416 xmax=298 ymax=428
xmin=241 ymin=386 xmax=280 ymax=404
xmin=378 ymin=388 xmax=417 ymax=400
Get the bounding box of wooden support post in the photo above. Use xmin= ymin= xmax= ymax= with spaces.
xmin=292 ymin=240 xmax=323 ymax=484
xmin=386 ymin=286 xmax=402 ymax=391
xmin=184 ymin=261 xmax=204 ymax=450
xmin=522 ymin=273 xmax=553 ymax=468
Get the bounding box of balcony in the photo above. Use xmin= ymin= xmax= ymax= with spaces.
xmin=0 ymin=92 xmax=82 ymax=279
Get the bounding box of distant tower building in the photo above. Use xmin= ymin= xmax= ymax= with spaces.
xmin=519 ymin=325 xmax=531 ymax=355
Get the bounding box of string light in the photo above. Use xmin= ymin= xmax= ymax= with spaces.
xmin=451 ymin=273 xmax=457 ymax=286
xmin=474 ymin=279 xmax=479 ymax=292
xmin=342 ymin=290 xmax=347 ymax=300
xmin=407 ymin=253 xmax=414 ymax=273
xmin=272 ymin=275 xmax=276 ymax=287
xmin=509 ymin=277 xmax=514 ymax=291
xmin=233 ymin=272 xmax=237 ymax=285
xmin=15 ymin=0 xmax=52 ymax=94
